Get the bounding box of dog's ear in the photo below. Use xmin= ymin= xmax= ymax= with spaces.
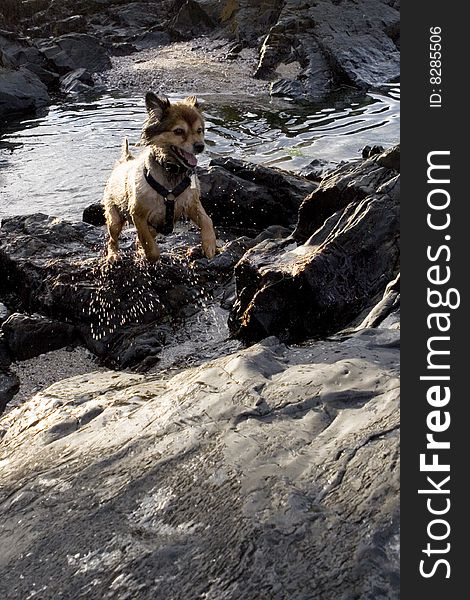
xmin=145 ymin=92 xmax=170 ymax=119
xmin=184 ymin=95 xmax=200 ymax=109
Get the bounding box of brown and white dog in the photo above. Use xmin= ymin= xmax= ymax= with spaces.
xmin=103 ymin=92 xmax=217 ymax=262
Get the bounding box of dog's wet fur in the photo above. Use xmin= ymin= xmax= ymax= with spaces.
xmin=103 ymin=92 xmax=217 ymax=263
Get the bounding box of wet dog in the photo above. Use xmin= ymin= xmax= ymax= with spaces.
xmin=103 ymin=93 xmax=217 ymax=262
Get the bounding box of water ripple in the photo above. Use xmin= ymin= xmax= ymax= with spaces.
xmin=0 ymin=86 xmax=399 ymax=220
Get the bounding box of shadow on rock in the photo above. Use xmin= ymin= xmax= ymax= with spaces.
xmin=229 ymin=146 xmax=400 ymax=343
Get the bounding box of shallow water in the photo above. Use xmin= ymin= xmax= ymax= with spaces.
xmin=0 ymin=86 xmax=399 ymax=221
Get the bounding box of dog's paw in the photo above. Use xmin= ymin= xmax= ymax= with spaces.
xmin=145 ymin=248 xmax=161 ymax=263
xmin=202 ymin=239 xmax=217 ymax=260
xmin=106 ymin=251 xmax=121 ymax=264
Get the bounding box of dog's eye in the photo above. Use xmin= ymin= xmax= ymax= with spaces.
xmin=173 ymin=128 xmax=185 ymax=136
xmin=197 ymin=128 xmax=203 ymax=134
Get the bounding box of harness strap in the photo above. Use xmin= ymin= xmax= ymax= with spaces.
xmin=143 ymin=167 xmax=192 ymax=235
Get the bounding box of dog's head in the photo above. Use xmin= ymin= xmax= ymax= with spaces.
xmin=141 ymin=92 xmax=205 ymax=169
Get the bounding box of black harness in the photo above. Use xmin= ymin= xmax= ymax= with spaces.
xmin=143 ymin=166 xmax=192 ymax=235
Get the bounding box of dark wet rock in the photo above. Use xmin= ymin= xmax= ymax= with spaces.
xmin=134 ymin=30 xmax=171 ymax=51
xmin=0 ymin=30 xmax=59 ymax=86
xmin=297 ymin=157 xmax=338 ymax=182
xmin=362 ymin=144 xmax=385 ymax=160
xmin=253 ymin=0 xmax=400 ymax=102
xmin=51 ymin=15 xmax=88 ymax=36
xmin=4 ymin=0 xmax=399 ymax=107
xmin=0 ymin=331 xmax=18 ymax=414
xmin=0 ymin=331 xmax=399 ymax=598
xmin=114 ymin=2 xmax=163 ymax=29
xmin=109 ymin=41 xmax=138 ymax=56
xmin=295 ymin=145 xmax=400 ymax=243
xmin=169 ymin=0 xmax=216 ymax=40
xmin=38 ymin=33 xmax=111 ymax=75
xmin=217 ymin=0 xmax=284 ymax=45
xmin=0 ymin=335 xmax=11 ymax=367
xmin=0 ymin=66 xmax=50 ymax=117
xmin=224 ymin=40 xmax=245 ymax=60
xmin=1 ymin=313 xmax=78 ymax=361
xmin=0 ymin=368 xmax=19 ymax=414
xmin=199 ymin=157 xmax=317 ymax=233
xmin=83 ymin=202 xmax=107 ymax=227
xmin=229 ymin=148 xmax=400 ymax=343
xmin=270 ymin=77 xmax=305 ymax=100
xmin=59 ymin=67 xmax=94 ymax=93
xmin=0 ymin=213 xmax=241 ymax=370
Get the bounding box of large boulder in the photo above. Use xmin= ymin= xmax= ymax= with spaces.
xmin=0 ymin=332 xmax=399 ymax=598
xmin=59 ymin=67 xmax=94 ymax=93
xmin=254 ymin=0 xmax=400 ymax=102
xmin=229 ymin=147 xmax=400 ymax=342
xmin=199 ymin=157 xmax=316 ymax=233
xmin=38 ymin=33 xmax=111 ymax=74
xmin=0 ymin=30 xmax=59 ymax=85
xmin=0 ymin=66 xmax=50 ymax=117
xmin=0 ymin=213 xmax=249 ymax=371
xmin=0 ymin=368 xmax=19 ymax=414
xmin=113 ymin=2 xmax=164 ymax=29
xmin=295 ymin=145 xmax=400 ymax=243
xmin=1 ymin=313 xmax=78 ymax=361
xmin=169 ymin=0 xmax=216 ymax=39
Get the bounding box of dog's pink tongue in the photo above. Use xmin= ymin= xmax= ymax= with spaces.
xmin=181 ymin=150 xmax=197 ymax=167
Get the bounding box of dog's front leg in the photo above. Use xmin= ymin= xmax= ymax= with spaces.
xmin=187 ymin=200 xmax=217 ymax=259
xmin=133 ymin=215 xmax=160 ymax=262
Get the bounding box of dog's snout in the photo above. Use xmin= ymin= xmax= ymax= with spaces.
xmin=193 ymin=142 xmax=205 ymax=154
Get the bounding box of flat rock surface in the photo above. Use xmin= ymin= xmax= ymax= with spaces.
xmin=0 ymin=330 xmax=399 ymax=599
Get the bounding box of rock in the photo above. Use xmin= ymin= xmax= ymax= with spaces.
xmin=59 ymin=67 xmax=94 ymax=93
xmin=199 ymin=157 xmax=317 ymax=233
xmin=252 ymin=0 xmax=400 ymax=102
xmin=270 ymin=77 xmax=306 ymax=100
xmin=0 ymin=66 xmax=50 ymax=117
xmin=377 ymin=145 xmax=400 ymax=172
xmin=38 ymin=33 xmax=111 ymax=75
xmin=0 ymin=30 xmax=58 ymax=86
xmin=82 ymin=202 xmax=106 ymax=226
xmin=0 ymin=329 xmax=17 ymax=414
xmin=0 ymin=331 xmax=399 ymax=597
xmin=0 ymin=303 xmax=9 ymax=325
xmin=114 ymin=3 xmax=163 ymax=29
xmin=295 ymin=145 xmax=400 ymax=243
xmin=356 ymin=273 xmax=400 ymax=330
xmin=169 ymin=0 xmax=216 ymax=40
xmin=0 ymin=335 xmax=11 ymax=367
xmin=0 ymin=368 xmax=19 ymax=414
xmin=51 ymin=15 xmax=88 ymax=36
xmin=1 ymin=313 xmax=78 ymax=361
xmin=134 ymin=30 xmax=171 ymax=51
xmin=0 ymin=213 xmax=239 ymax=370
xmin=229 ymin=148 xmax=400 ymax=343
xmin=109 ymin=41 xmax=138 ymax=56
xmin=297 ymin=157 xmax=335 ymax=182
xmin=362 ymin=144 xmax=385 ymax=160
xmin=218 ymin=0 xmax=284 ymax=45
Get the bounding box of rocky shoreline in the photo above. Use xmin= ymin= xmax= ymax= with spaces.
xmin=0 ymin=148 xmax=400 ymax=599
xmin=1 ymin=0 xmax=400 ymax=118
xmin=1 ymin=2 xmax=400 ymax=597
xmin=1 ymin=148 xmax=399 ymax=410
